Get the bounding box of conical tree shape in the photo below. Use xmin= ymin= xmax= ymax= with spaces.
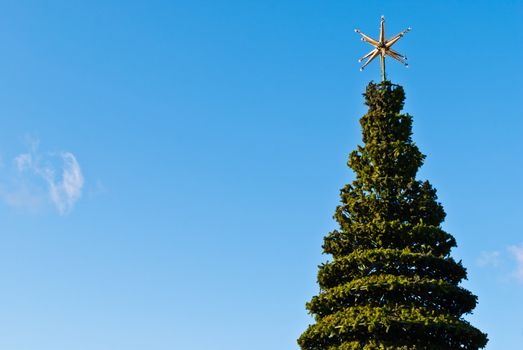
xmin=298 ymin=81 xmax=488 ymax=350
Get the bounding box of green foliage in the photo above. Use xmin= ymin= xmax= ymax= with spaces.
xmin=298 ymin=81 xmax=488 ymax=349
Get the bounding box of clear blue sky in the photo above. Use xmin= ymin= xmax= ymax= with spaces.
xmin=0 ymin=1 xmax=521 ymax=349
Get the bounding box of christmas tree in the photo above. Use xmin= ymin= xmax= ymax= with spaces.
xmin=297 ymin=80 xmax=488 ymax=349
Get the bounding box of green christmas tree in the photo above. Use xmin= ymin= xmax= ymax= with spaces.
xmin=297 ymin=81 xmax=488 ymax=350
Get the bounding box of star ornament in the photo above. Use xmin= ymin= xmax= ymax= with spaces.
xmin=355 ymin=16 xmax=411 ymax=79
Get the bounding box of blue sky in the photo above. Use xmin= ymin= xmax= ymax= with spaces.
xmin=0 ymin=1 xmax=522 ymax=349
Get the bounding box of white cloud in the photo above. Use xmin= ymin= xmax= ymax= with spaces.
xmin=508 ymin=244 xmax=523 ymax=282
xmin=477 ymin=250 xmax=501 ymax=268
xmin=14 ymin=153 xmax=32 ymax=171
xmin=41 ymin=152 xmax=84 ymax=215
xmin=1 ymin=186 xmax=44 ymax=211
xmin=1 ymin=139 xmax=84 ymax=215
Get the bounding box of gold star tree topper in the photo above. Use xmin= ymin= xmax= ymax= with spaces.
xmin=355 ymin=16 xmax=411 ymax=81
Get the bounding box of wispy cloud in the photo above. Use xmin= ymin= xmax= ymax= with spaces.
xmin=0 ymin=138 xmax=84 ymax=215
xmin=476 ymin=246 xmax=523 ymax=285
xmin=14 ymin=153 xmax=32 ymax=171
xmin=508 ymin=244 xmax=523 ymax=282
xmin=44 ymin=152 xmax=83 ymax=215
xmin=1 ymin=185 xmax=44 ymax=211
xmin=477 ymin=250 xmax=501 ymax=268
